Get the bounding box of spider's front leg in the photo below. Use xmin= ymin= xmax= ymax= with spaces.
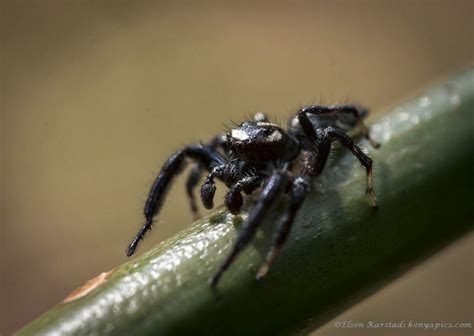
xmin=211 ymin=170 xmax=288 ymax=287
xmin=126 ymin=145 xmax=226 ymax=257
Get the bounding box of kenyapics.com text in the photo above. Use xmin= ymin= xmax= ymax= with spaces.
xmin=334 ymin=320 xmax=472 ymax=331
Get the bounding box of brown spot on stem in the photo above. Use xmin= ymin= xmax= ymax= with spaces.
xmin=62 ymin=271 xmax=112 ymax=303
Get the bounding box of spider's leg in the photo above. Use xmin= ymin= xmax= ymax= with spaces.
xmin=297 ymin=109 xmax=332 ymax=176
xmin=127 ymin=145 xmax=226 ymax=257
xmin=325 ymin=126 xmax=377 ymax=208
xmin=298 ymin=110 xmax=377 ymax=208
xmin=337 ymin=105 xmax=380 ymax=148
xmin=185 ymin=163 xmax=203 ymax=220
xmin=224 ymin=175 xmax=262 ymax=214
xmin=256 ymin=176 xmax=308 ymax=280
xmin=210 ymin=170 xmax=288 ymax=287
xmin=210 ymin=133 xmax=230 ymax=156
xmin=298 ymin=104 xmax=380 ymax=148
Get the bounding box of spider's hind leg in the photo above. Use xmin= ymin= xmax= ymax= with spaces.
xmin=298 ymin=108 xmax=378 ymax=208
xmin=325 ymin=126 xmax=378 ymax=208
xmin=339 ymin=105 xmax=380 ymax=148
xmin=298 ymin=104 xmax=380 ymax=148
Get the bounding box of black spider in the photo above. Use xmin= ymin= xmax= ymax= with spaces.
xmin=126 ymin=105 xmax=379 ymax=287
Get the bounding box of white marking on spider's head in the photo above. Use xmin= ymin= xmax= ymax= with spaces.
xmin=266 ymin=130 xmax=283 ymax=142
xmin=256 ymin=122 xmax=278 ymax=127
xmin=231 ymin=129 xmax=250 ymax=141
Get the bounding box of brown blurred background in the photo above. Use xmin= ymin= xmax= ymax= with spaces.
xmin=1 ymin=2 xmax=473 ymax=335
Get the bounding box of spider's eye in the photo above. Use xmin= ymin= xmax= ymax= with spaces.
xmin=262 ymin=128 xmax=273 ymax=136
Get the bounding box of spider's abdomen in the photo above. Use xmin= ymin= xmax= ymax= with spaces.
xmin=288 ymin=105 xmax=369 ymax=138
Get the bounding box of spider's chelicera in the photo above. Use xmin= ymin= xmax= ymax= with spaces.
xmin=126 ymin=105 xmax=379 ymax=286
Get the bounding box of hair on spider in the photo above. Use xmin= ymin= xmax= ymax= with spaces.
xmin=126 ymin=104 xmax=380 ymax=287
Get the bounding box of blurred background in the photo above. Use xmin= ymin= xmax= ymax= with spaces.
xmin=1 ymin=2 xmax=473 ymax=335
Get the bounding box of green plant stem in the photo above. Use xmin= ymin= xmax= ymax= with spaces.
xmin=17 ymin=68 xmax=474 ymax=336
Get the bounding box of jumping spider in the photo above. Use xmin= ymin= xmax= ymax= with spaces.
xmin=126 ymin=105 xmax=379 ymax=287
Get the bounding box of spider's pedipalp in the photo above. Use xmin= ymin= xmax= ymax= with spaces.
xmin=224 ymin=175 xmax=262 ymax=214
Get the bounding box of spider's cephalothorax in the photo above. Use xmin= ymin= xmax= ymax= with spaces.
xmin=126 ymin=104 xmax=379 ymax=287
xmin=228 ymin=121 xmax=300 ymax=162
